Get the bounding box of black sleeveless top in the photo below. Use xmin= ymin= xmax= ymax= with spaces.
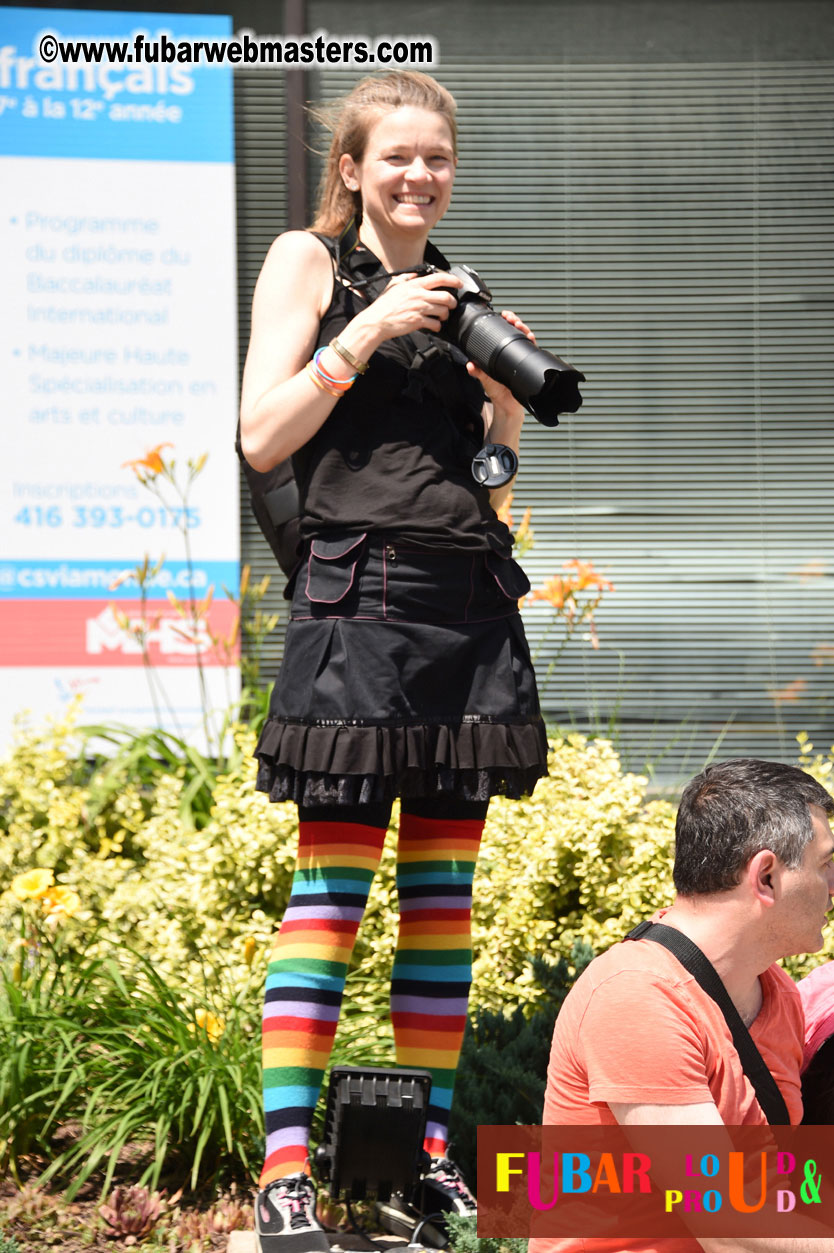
xmin=291 ymin=225 xmax=513 ymax=555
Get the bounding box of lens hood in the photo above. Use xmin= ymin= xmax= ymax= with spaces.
xmin=442 ymin=266 xmax=585 ymax=426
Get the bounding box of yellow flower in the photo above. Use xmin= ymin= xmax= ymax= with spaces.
xmin=11 ymin=868 xmax=54 ymax=901
xmin=194 ymin=1008 xmax=225 ymax=1043
xmin=243 ymin=936 xmax=257 ymax=967
xmin=41 ymin=886 xmax=81 ymax=920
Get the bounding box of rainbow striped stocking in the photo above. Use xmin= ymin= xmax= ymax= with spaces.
xmin=390 ymin=801 xmax=487 ymax=1159
xmin=260 ymin=807 xmax=389 ymax=1186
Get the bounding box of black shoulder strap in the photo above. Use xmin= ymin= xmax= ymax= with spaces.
xmin=625 ymin=920 xmax=790 ymax=1125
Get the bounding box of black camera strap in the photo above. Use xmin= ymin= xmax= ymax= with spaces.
xmin=320 ymin=222 xmax=515 ymax=485
xmin=318 ymin=216 xmax=451 ymax=303
xmin=625 ymin=920 xmax=790 ymax=1125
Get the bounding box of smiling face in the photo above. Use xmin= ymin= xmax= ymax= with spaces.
xmin=339 ymin=106 xmax=457 ymax=242
xmin=775 ymin=805 xmax=834 ymax=956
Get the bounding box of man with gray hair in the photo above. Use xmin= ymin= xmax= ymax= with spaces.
xmin=533 ymin=758 xmax=834 ymax=1253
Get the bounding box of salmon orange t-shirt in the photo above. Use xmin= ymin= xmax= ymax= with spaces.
xmin=528 ymin=936 xmax=804 ymax=1253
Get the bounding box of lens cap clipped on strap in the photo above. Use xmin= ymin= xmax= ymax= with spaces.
xmin=471 ymin=443 xmax=519 ymax=488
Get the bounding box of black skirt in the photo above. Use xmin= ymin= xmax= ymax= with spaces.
xmin=254 ymin=533 xmax=549 ymax=807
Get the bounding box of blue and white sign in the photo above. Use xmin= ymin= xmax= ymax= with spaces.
xmin=0 ymin=8 xmax=239 ymax=750
xmin=0 ymin=8 xmax=234 ymax=161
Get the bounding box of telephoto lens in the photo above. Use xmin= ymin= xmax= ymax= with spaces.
xmin=441 ymin=265 xmax=585 ymax=427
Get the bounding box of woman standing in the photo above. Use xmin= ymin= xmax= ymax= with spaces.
xmin=239 ymin=69 xmax=548 ymax=1253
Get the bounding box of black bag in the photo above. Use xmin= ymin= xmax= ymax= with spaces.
xmin=233 ymin=228 xmax=341 ymax=581
xmin=235 ymin=421 xmax=301 ymax=579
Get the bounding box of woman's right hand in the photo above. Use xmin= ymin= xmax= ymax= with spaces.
xmin=355 ymin=269 xmax=464 ymax=341
xmin=239 ymin=236 xmax=464 ymax=473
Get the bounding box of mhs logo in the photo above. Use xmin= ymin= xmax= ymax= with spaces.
xmin=86 ymin=606 xmax=211 ymax=657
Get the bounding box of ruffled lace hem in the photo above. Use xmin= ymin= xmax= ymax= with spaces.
xmin=254 ymin=717 xmax=548 ymax=806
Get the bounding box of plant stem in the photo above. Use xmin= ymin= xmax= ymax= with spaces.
xmin=179 ymin=489 xmax=215 ymax=756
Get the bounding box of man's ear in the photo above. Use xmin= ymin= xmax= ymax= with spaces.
xmin=747 ymin=848 xmax=780 ymax=904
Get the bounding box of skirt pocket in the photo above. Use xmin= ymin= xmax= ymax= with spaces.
xmin=485 ymin=551 xmax=531 ymax=602
xmin=303 ymin=532 xmax=367 ymax=609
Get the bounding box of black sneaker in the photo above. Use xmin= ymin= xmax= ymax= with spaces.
xmin=255 ymin=1173 xmax=330 ymax=1253
xmin=417 ymin=1157 xmax=477 ymax=1219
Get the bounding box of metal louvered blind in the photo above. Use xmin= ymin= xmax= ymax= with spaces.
xmin=303 ymin=0 xmax=834 ymax=780
xmin=234 ymin=64 xmax=290 ymax=673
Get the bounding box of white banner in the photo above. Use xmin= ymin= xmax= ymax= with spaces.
xmin=0 ymin=7 xmax=239 ymax=752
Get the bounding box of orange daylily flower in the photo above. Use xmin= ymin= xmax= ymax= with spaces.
xmin=496 ymin=492 xmax=514 ymax=530
xmin=769 ymin=678 xmax=807 ymax=705
xmin=528 ymin=561 xmax=614 ymax=610
xmin=528 ymin=576 xmax=571 ymax=610
xmin=515 ymin=506 xmax=532 ymax=545
xmin=121 ymin=443 xmax=173 ymax=477
xmin=790 ymin=560 xmax=826 ymax=582
xmin=41 ymin=886 xmax=82 ymax=920
xmin=812 ymin=643 xmax=834 ymax=668
xmin=562 ymin=558 xmax=615 ymax=593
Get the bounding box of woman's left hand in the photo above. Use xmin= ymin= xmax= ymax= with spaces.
xmin=465 ymin=310 xmax=535 ymax=421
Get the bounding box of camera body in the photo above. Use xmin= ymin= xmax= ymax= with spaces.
xmin=431 ymin=263 xmax=585 ymax=427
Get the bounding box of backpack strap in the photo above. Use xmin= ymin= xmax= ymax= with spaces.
xmin=625 ymin=920 xmax=790 ymax=1125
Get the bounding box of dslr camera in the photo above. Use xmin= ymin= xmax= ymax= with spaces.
xmin=429 ymin=263 xmax=585 ymax=427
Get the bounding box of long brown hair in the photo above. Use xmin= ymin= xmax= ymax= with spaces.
xmin=310 ymin=71 xmax=458 ymax=236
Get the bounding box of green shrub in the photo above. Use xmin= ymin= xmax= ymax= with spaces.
xmin=0 ymin=946 xmax=101 ymax=1179
xmin=466 ymin=734 xmax=677 ymax=1011
xmin=1 ymin=702 xmax=682 ymax=1019
xmin=0 ymin=928 xmax=387 ymax=1190
xmin=446 ymin=1212 xmax=527 ymax=1253
xmin=9 ymin=703 xmax=831 ymax=1189
xmin=0 ymin=703 xmax=299 ymax=999
xmin=35 ymin=953 xmax=264 ymax=1197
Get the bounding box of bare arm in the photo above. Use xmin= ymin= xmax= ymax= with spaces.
xmin=610 ymin=1101 xmax=724 ymax=1126
xmin=705 ymin=1243 xmax=834 ymax=1252
xmin=239 ymin=231 xmax=461 ymax=472
xmin=611 ymin=1103 xmax=834 ymax=1252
